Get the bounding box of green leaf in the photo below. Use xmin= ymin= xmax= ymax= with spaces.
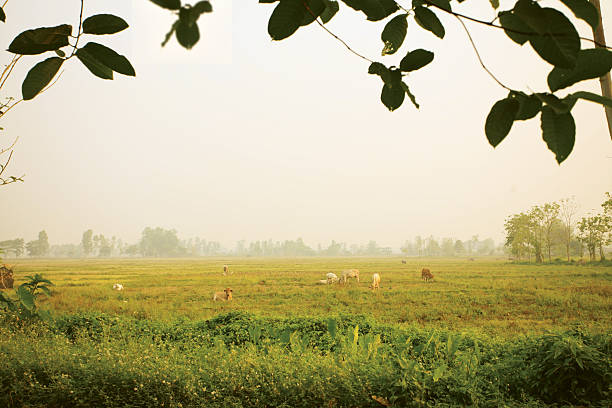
xmin=22 ymin=57 xmax=64 ymax=101
xmin=193 ymin=1 xmax=213 ymax=14
xmin=489 ymin=0 xmax=500 ymax=9
xmin=541 ymin=106 xmax=575 ymax=164
xmin=82 ymin=14 xmax=129 ymax=35
xmin=268 ymin=0 xmax=307 ymax=41
xmin=76 ymin=48 xmax=113 ymax=80
xmin=485 ymin=97 xmax=520 ymax=147
xmin=39 ymin=286 xmax=52 ymax=297
xmin=511 ymin=92 xmax=542 ymax=120
xmin=514 ymin=2 xmax=580 ymax=68
xmin=17 ymin=285 xmax=35 ymax=311
xmin=401 ymin=82 xmax=419 ymax=109
xmin=570 ymin=91 xmax=612 ymax=108
xmin=368 ymin=62 xmax=392 ymax=84
xmin=548 ymin=48 xmax=612 ymax=92
xmin=149 ymin=0 xmax=181 ymax=10
xmin=340 ymin=0 xmax=398 ymax=22
xmin=80 ymin=42 xmax=135 ymax=76
xmin=162 ymin=21 xmax=178 ymax=47
xmin=498 ymin=11 xmax=532 ymax=45
xmin=327 ymin=318 xmax=337 ymax=339
xmin=559 ymin=0 xmax=598 ymax=31
xmin=0 ymin=7 xmax=5 ymax=23
xmin=427 ymin=0 xmax=451 ymax=12
xmin=175 ymin=18 xmax=200 ymax=49
xmin=54 ymin=49 xmax=66 ymax=57
xmin=400 ymin=49 xmax=434 ymax=71
xmin=380 ymin=70 xmax=404 ymax=111
xmin=381 ymin=14 xmax=408 ymax=55
xmin=301 ymin=0 xmax=326 ymax=26
xmin=320 ymin=0 xmax=339 ymax=24
xmin=8 ymin=24 xmax=72 ymax=55
xmin=414 ymin=6 xmax=445 ymax=39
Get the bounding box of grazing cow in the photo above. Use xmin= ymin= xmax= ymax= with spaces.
xmin=112 ymin=283 xmax=124 ymax=291
xmin=401 ymin=260 xmax=407 ymax=264
xmin=341 ymin=269 xmax=360 ymax=284
xmin=326 ymin=272 xmax=339 ymax=284
xmin=223 ymin=265 xmax=230 ymax=275
xmin=213 ymin=287 xmax=233 ymax=301
xmin=369 ymin=273 xmax=381 ymax=290
xmin=421 ymin=268 xmax=434 ymax=282
xmin=0 ymin=265 xmax=14 ymax=289
xmin=316 ymin=279 xmax=329 ymax=285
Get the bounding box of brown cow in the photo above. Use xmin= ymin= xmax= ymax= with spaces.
xmin=421 ymin=268 xmax=434 ymax=282
xmin=0 ymin=265 xmax=14 ymax=289
xmin=401 ymin=260 xmax=407 ymax=264
xmin=213 ymin=287 xmax=233 ymax=301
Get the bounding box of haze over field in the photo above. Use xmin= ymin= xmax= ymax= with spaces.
xmin=1 ymin=0 xmax=611 ymax=247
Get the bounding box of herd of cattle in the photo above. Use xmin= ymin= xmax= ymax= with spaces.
xmin=212 ymin=263 xmax=434 ymax=301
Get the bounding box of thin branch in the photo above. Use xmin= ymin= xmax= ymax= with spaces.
xmin=0 ymin=54 xmax=20 ymax=86
xmin=70 ymin=0 xmax=85 ymax=57
xmin=0 ymin=55 xmax=21 ymax=92
xmin=0 ymin=136 xmax=18 ymax=156
xmin=312 ymin=18 xmax=374 ymax=64
xmin=0 ymin=150 xmax=13 ymax=178
xmin=422 ymin=0 xmax=611 ymax=50
xmin=455 ymin=15 xmax=512 ymax=91
xmin=0 ymin=99 xmax=21 ymax=120
xmin=1 ymin=1 xmax=8 ymax=9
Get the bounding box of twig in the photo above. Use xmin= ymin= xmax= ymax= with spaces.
xmin=0 ymin=136 xmax=18 ymax=156
xmin=0 ymin=55 xmax=21 ymax=91
xmin=455 ymin=15 xmax=511 ymax=91
xmin=422 ymin=0 xmax=611 ymax=50
xmin=70 ymin=0 xmax=85 ymax=57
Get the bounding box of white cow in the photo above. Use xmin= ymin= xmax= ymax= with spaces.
xmin=369 ymin=273 xmax=381 ymax=290
xmin=113 ymin=283 xmax=124 ymax=291
xmin=341 ymin=269 xmax=360 ymax=284
xmin=326 ymin=272 xmax=339 ymax=284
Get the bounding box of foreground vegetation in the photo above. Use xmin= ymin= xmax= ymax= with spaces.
xmin=1 ymin=258 xmax=610 ymax=406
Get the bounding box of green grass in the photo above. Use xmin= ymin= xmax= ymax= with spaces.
xmin=6 ymin=257 xmax=612 ymax=336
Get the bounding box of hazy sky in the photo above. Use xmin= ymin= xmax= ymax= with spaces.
xmin=1 ymin=0 xmax=611 ymax=248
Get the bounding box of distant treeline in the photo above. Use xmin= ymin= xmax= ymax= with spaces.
xmin=505 ymin=193 xmax=611 ymax=263
xmin=0 ymin=227 xmax=501 ymax=258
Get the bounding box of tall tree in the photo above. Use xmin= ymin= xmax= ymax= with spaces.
xmin=541 ymin=202 xmax=561 ymax=263
xmin=559 ymin=197 xmax=579 ymax=262
xmin=81 ymin=229 xmax=93 ymax=257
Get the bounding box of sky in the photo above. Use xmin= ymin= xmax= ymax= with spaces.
xmin=0 ymin=0 xmax=611 ymax=249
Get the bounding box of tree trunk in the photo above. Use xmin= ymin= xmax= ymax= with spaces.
xmin=589 ymin=0 xmax=612 ymax=139
xmin=600 ymin=244 xmax=606 ymax=261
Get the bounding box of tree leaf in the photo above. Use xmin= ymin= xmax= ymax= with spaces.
xmin=414 ymin=6 xmax=445 ymax=39
xmin=381 ymin=14 xmax=408 ymax=55
xmin=175 ymin=18 xmax=200 ymax=49
xmin=268 ymin=0 xmax=307 ymax=40
xmin=17 ymin=285 xmax=35 ymax=311
xmin=401 ymin=82 xmax=419 ymax=109
xmin=399 ymin=49 xmax=434 ymax=71
xmin=569 ymin=91 xmax=612 ymax=108
xmin=301 ymin=0 xmax=326 ymax=26
xmin=427 ymin=0 xmax=451 ymax=12
xmin=149 ymin=0 xmax=181 ymax=10
xmin=485 ymin=97 xmax=520 ymax=147
xmin=82 ymin=14 xmax=129 ymax=35
xmin=514 ymin=1 xmax=580 ymax=68
xmin=76 ymin=48 xmax=113 ymax=80
xmin=193 ymin=1 xmax=213 ymax=14
xmin=489 ymin=0 xmax=500 ymax=9
xmin=498 ymin=11 xmax=532 ymax=45
xmin=340 ymin=0 xmax=398 ymax=22
xmin=320 ymin=0 xmax=339 ymax=24
xmin=541 ymin=106 xmax=575 ymax=164
xmin=368 ymin=62 xmax=392 ymax=84
xmin=511 ymin=92 xmax=541 ymax=120
xmin=22 ymin=57 xmax=64 ymax=100
xmin=559 ymin=0 xmax=598 ymax=31
xmin=380 ymin=70 xmax=404 ymax=111
xmin=162 ymin=21 xmax=179 ymax=47
xmin=8 ymin=25 xmax=72 ymax=55
xmin=55 ymin=49 xmax=66 ymax=57
xmin=80 ymin=42 xmax=135 ymax=76
xmin=0 ymin=7 xmax=5 ymax=23
xmin=547 ymin=48 xmax=612 ymax=92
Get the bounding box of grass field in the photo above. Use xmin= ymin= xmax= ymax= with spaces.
xmin=8 ymin=257 xmax=612 ymax=336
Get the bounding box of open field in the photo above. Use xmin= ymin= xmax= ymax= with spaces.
xmin=1 ymin=257 xmax=611 ymax=407
xmin=7 ymin=257 xmax=612 ymax=336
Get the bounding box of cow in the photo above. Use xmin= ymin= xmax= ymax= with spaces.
xmin=369 ymin=273 xmax=381 ymax=290
xmin=341 ymin=269 xmax=360 ymax=284
xmin=223 ymin=265 xmax=230 ymax=275
xmin=112 ymin=283 xmax=124 ymax=291
xmin=401 ymin=260 xmax=406 ymax=264
xmin=421 ymin=268 xmax=434 ymax=282
xmin=213 ymin=287 xmax=233 ymax=301
xmin=326 ymin=272 xmax=339 ymax=284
